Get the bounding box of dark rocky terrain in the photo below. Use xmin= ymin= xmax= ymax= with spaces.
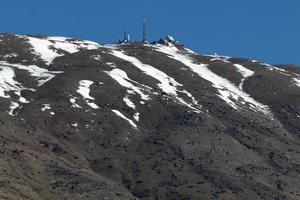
xmin=0 ymin=33 xmax=299 ymax=200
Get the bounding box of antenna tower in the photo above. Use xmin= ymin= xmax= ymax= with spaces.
xmin=143 ymin=19 xmax=147 ymax=42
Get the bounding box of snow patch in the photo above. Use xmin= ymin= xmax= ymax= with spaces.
xmin=24 ymin=36 xmax=101 ymax=65
xmin=108 ymin=49 xmax=201 ymax=113
xmin=106 ymin=62 xmax=115 ymax=67
xmin=184 ymin=48 xmax=197 ymax=54
xmin=48 ymin=36 xmax=100 ymax=52
xmin=251 ymin=60 xmax=291 ymax=76
xmin=133 ymin=112 xmax=140 ymax=121
xmin=70 ymin=97 xmax=82 ymax=108
xmin=70 ymin=122 xmax=78 ymax=127
xmin=0 ymin=66 xmax=24 ymax=98
xmin=155 ymin=45 xmax=272 ymax=116
xmin=265 ymin=64 xmax=288 ymax=73
xmin=123 ymin=96 xmax=140 ymax=121
xmin=26 ymin=36 xmax=61 ymax=65
xmin=0 ymin=62 xmax=62 ymax=116
xmin=233 ymin=64 xmax=255 ymax=90
xmin=106 ymin=68 xmax=150 ymax=101
xmin=91 ymin=55 xmax=101 ymax=61
xmin=0 ymin=65 xmax=34 ymax=115
xmin=78 ymin=80 xmax=95 ymax=100
xmin=2 ymin=53 xmax=18 ymax=59
xmin=110 ymin=50 xmax=178 ymax=95
xmin=112 ymin=110 xmax=137 ymax=128
xmin=41 ymin=104 xmax=51 ymax=112
xmin=77 ymin=80 xmax=99 ymax=109
xmin=293 ymin=78 xmax=300 ymax=87
xmin=123 ymin=96 xmax=136 ymax=109
xmin=208 ymin=54 xmax=231 ymax=63
xmin=106 ymin=68 xmax=149 ymax=121
xmin=8 ymin=102 xmax=20 ymax=116
xmin=0 ymin=61 xmax=63 ymax=86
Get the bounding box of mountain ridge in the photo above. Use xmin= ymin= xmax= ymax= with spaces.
xmin=0 ymin=33 xmax=299 ymax=200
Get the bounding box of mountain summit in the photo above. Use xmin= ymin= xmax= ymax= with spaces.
xmin=0 ymin=33 xmax=300 ymax=200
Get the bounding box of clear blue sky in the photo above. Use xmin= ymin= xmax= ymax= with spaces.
xmin=1 ymin=0 xmax=299 ymax=65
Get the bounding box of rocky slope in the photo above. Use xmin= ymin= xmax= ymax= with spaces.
xmin=0 ymin=33 xmax=300 ymax=200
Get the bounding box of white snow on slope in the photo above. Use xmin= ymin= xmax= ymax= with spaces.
xmin=252 ymin=60 xmax=300 ymax=87
xmin=2 ymin=53 xmax=18 ymax=59
xmin=41 ymin=104 xmax=51 ymax=112
xmin=0 ymin=66 xmax=23 ymax=98
xmin=133 ymin=112 xmax=140 ymax=121
xmin=0 ymin=61 xmax=63 ymax=86
xmin=233 ymin=64 xmax=255 ymax=90
xmin=48 ymin=36 xmax=100 ymax=52
xmin=106 ymin=68 xmax=149 ymax=122
xmin=106 ymin=68 xmax=151 ymax=101
xmin=70 ymin=96 xmax=82 ymax=108
xmin=123 ymin=96 xmax=136 ymax=109
xmin=0 ymin=62 xmax=63 ymax=115
xmin=265 ymin=65 xmax=290 ymax=76
xmin=9 ymin=102 xmax=20 ymax=116
xmin=108 ymin=49 xmax=201 ymax=113
xmin=112 ymin=109 xmax=137 ymax=128
xmin=155 ymin=45 xmax=272 ymax=115
xmin=293 ymin=78 xmax=300 ymax=87
xmin=184 ymin=48 xmax=197 ymax=54
xmin=110 ymin=50 xmax=178 ymax=95
xmin=206 ymin=54 xmax=255 ymax=89
xmin=251 ymin=60 xmax=291 ymax=76
xmin=27 ymin=37 xmax=61 ymax=65
xmin=78 ymin=80 xmax=95 ymax=99
xmin=208 ymin=54 xmax=231 ymax=63
xmin=41 ymin=104 xmax=56 ymax=116
xmin=77 ymin=80 xmax=99 ymax=109
xmin=259 ymin=62 xmax=286 ymax=72
xmin=0 ymin=65 xmax=33 ymax=115
xmin=23 ymin=36 xmax=100 ymax=65
xmin=123 ymin=96 xmax=140 ymax=121
xmin=91 ymin=55 xmax=101 ymax=61
xmin=206 ymin=54 xmax=255 ymax=90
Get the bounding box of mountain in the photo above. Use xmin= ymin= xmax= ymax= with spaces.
xmin=0 ymin=33 xmax=299 ymax=200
